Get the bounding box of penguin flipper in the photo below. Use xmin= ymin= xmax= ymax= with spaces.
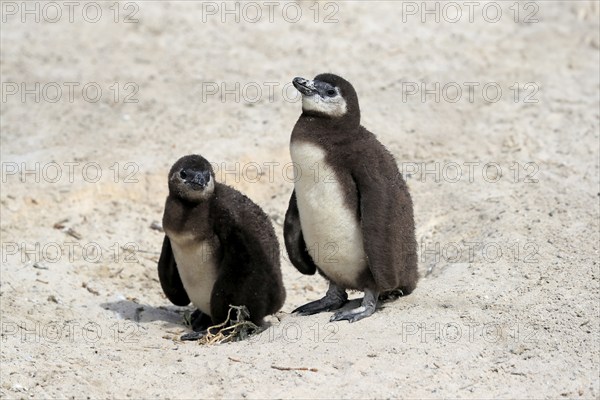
xmin=352 ymin=167 xmax=401 ymax=291
xmin=157 ymin=236 xmax=191 ymax=306
xmin=284 ymin=190 xmax=317 ymax=275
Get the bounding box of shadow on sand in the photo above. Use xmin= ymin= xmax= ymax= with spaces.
xmin=100 ymin=300 xmax=190 ymax=329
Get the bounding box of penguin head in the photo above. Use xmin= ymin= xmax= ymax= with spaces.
xmin=292 ymin=73 xmax=360 ymax=124
xmin=168 ymin=155 xmax=215 ymax=202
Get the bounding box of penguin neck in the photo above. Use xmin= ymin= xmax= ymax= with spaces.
xmin=163 ymin=195 xmax=213 ymax=239
xmin=293 ymin=113 xmax=360 ymax=146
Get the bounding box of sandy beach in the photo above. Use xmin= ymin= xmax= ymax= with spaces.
xmin=1 ymin=1 xmax=599 ymax=398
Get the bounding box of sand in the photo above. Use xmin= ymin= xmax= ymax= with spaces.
xmin=1 ymin=1 xmax=599 ymax=398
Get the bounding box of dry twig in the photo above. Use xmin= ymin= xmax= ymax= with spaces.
xmin=197 ymin=305 xmax=259 ymax=345
xmin=271 ymin=366 xmax=318 ymax=372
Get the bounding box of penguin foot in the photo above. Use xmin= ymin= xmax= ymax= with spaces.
xmin=293 ymin=297 xmax=347 ymax=315
xmin=330 ymin=288 xmax=379 ymax=323
xmin=330 ymin=306 xmax=375 ymax=323
xmin=190 ymin=309 xmax=213 ymax=332
xmin=180 ymin=330 xmax=207 ymax=341
xmin=293 ymin=283 xmax=348 ymax=315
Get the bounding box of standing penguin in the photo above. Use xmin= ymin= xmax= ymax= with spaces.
xmin=158 ymin=154 xmax=285 ymax=339
xmin=284 ymin=73 xmax=418 ymax=322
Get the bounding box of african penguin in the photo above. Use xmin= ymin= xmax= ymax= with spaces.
xmin=158 ymin=154 xmax=285 ymax=340
xmin=284 ymin=73 xmax=418 ymax=322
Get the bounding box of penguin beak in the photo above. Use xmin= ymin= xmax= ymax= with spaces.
xmin=181 ymin=170 xmax=209 ymax=189
xmin=191 ymin=174 xmax=207 ymax=189
xmin=293 ymin=77 xmax=317 ymax=95
xmin=190 ymin=172 xmax=209 ymax=189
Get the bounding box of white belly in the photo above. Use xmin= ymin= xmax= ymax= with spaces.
xmin=290 ymin=141 xmax=367 ymax=288
xmin=167 ymin=232 xmax=219 ymax=316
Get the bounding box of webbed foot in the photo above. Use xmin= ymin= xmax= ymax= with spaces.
xmin=293 ymin=283 xmax=348 ymax=315
xmin=179 ymin=309 xmax=213 ymax=340
xmin=180 ymin=330 xmax=207 ymax=341
xmin=190 ymin=309 xmax=212 ymax=332
xmin=330 ymin=288 xmax=378 ymax=323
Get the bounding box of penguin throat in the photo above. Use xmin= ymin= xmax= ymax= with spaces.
xmin=302 ymin=96 xmax=347 ymax=118
xmin=299 ymin=110 xmax=360 ymax=132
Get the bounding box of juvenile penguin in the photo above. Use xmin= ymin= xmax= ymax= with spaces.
xmin=158 ymin=154 xmax=285 ymax=339
xmin=284 ymin=73 xmax=418 ymax=322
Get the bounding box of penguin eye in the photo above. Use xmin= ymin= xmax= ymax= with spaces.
xmin=180 ymin=170 xmax=187 ymax=179
xmin=326 ymin=89 xmax=336 ymax=96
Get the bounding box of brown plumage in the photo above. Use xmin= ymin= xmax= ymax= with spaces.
xmin=159 ymin=155 xmax=285 ymax=339
xmin=284 ymin=73 xmax=418 ymax=322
